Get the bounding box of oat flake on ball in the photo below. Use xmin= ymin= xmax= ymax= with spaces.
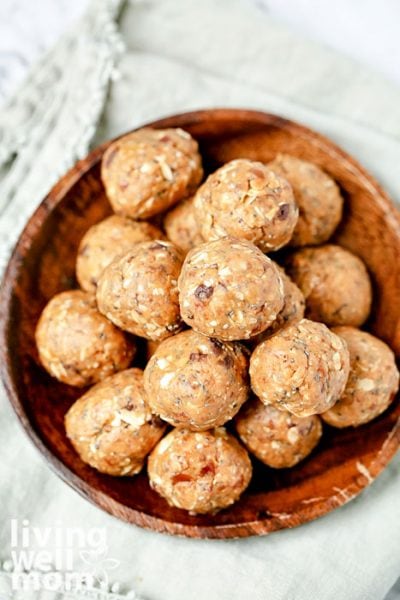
xmin=101 ymin=128 xmax=203 ymax=219
xmin=35 ymin=290 xmax=135 ymax=387
xmin=250 ymin=318 xmax=350 ymax=417
xmin=144 ymin=330 xmax=249 ymax=430
xmin=178 ymin=237 xmax=284 ymax=341
xmin=76 ymin=215 xmax=164 ymax=294
xmin=194 ymin=159 xmax=298 ymax=251
xmin=147 ymin=428 xmax=252 ymax=514
xmin=96 ymin=240 xmax=183 ymax=341
xmin=65 ymin=369 xmax=166 ymax=476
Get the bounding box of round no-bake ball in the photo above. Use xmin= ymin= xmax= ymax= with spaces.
xmin=250 ymin=318 xmax=350 ymax=417
xmin=164 ymin=196 xmax=204 ymax=255
xmin=235 ymin=397 xmax=322 ymax=468
xmin=178 ymin=237 xmax=285 ymax=340
xmin=248 ymin=265 xmax=305 ymax=346
xmin=286 ymin=244 xmax=372 ymax=327
xmin=144 ymin=330 xmax=249 ymax=430
xmin=148 ymin=428 xmax=252 ymax=514
xmin=36 ymin=290 xmax=135 ymax=387
xmin=194 ymin=159 xmax=298 ymax=251
xmin=65 ymin=369 xmax=166 ymax=475
xmin=76 ymin=215 xmax=164 ymax=294
xmin=101 ymin=128 xmax=203 ymax=219
xmin=268 ymin=154 xmax=343 ymax=246
xmin=96 ymin=240 xmax=183 ymax=341
xmin=322 ymin=327 xmax=399 ymax=428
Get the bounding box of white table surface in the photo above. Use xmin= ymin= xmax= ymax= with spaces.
xmin=1 ymin=0 xmax=399 ymax=598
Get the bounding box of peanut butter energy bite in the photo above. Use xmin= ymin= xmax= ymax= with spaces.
xmin=248 ymin=266 xmax=305 ymax=346
xmin=76 ymin=215 xmax=164 ymax=294
xmin=194 ymin=159 xmax=298 ymax=251
xmin=250 ymin=319 xmax=350 ymax=417
xmin=96 ymin=240 xmax=183 ymax=341
xmin=101 ymin=128 xmax=203 ymax=219
xmin=178 ymin=237 xmax=284 ymax=340
xmin=35 ymin=290 xmax=135 ymax=387
xmin=65 ymin=369 xmax=166 ymax=475
xmin=147 ymin=428 xmax=252 ymax=514
xmin=163 ymin=196 xmax=204 ymax=255
xmin=286 ymin=244 xmax=372 ymax=327
xmin=322 ymin=327 xmax=399 ymax=428
xmin=268 ymin=154 xmax=343 ymax=246
xmin=144 ymin=330 xmax=249 ymax=430
xmin=235 ymin=398 xmax=322 ymax=468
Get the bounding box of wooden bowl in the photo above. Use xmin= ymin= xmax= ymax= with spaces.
xmin=1 ymin=109 xmax=400 ymax=539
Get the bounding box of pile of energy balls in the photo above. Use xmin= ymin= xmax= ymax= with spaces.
xmin=35 ymin=127 xmax=400 ymax=515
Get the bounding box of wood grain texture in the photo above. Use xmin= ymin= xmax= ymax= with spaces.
xmin=1 ymin=109 xmax=400 ymax=539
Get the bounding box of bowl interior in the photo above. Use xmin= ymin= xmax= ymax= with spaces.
xmin=1 ymin=109 xmax=400 ymax=538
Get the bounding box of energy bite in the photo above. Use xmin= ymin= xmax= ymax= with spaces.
xmin=178 ymin=237 xmax=284 ymax=340
xmin=268 ymin=154 xmax=343 ymax=246
xmin=194 ymin=159 xmax=298 ymax=251
xmin=248 ymin=266 xmax=305 ymax=346
xmin=65 ymin=369 xmax=166 ymax=475
xmin=286 ymin=244 xmax=372 ymax=327
xmin=163 ymin=196 xmax=204 ymax=255
xmin=235 ymin=398 xmax=322 ymax=468
xmin=322 ymin=327 xmax=399 ymax=428
xmin=147 ymin=428 xmax=252 ymax=514
xmin=250 ymin=318 xmax=350 ymax=417
xmin=144 ymin=330 xmax=249 ymax=430
xmin=101 ymin=128 xmax=203 ymax=219
xmin=35 ymin=290 xmax=135 ymax=387
xmin=96 ymin=240 xmax=183 ymax=341
xmin=76 ymin=215 xmax=164 ymax=294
